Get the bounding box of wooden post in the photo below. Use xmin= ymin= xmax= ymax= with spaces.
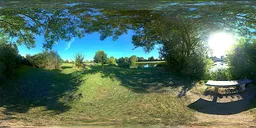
xmin=214 ymin=86 xmax=219 ymax=93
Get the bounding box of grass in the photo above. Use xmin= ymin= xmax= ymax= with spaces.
xmin=0 ymin=64 xmax=195 ymax=126
xmin=135 ymin=61 xmax=165 ymax=64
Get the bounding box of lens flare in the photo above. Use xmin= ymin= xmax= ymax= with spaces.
xmin=208 ymin=32 xmax=235 ymax=58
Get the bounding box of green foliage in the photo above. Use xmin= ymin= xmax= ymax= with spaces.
xmin=227 ymin=39 xmax=256 ymax=81
xmin=209 ymin=69 xmax=233 ymax=81
xmin=148 ymin=56 xmax=155 ymax=61
xmin=0 ymin=43 xmax=20 ymax=83
xmin=155 ymin=62 xmax=167 ymax=67
xmin=129 ymin=55 xmax=138 ymax=68
xmin=116 ymin=57 xmax=129 ymax=68
xmin=44 ymin=51 xmax=61 ymax=69
xmin=157 ymin=23 xmax=209 ymax=79
xmin=1 ymin=1 xmax=256 ymax=50
xmin=94 ymin=50 xmax=108 ymax=70
xmin=64 ymin=60 xmax=70 ymax=63
xmin=137 ymin=57 xmax=145 ymax=62
xmin=180 ymin=56 xmax=213 ymax=79
xmin=26 ymin=51 xmax=61 ymax=69
xmin=74 ymin=53 xmax=84 ymax=68
xmin=0 ymin=6 xmax=83 ymax=49
xmin=108 ymin=56 xmax=117 ymax=65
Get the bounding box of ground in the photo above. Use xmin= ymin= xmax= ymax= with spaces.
xmin=0 ymin=63 xmax=256 ymax=127
xmin=186 ymin=81 xmax=256 ymax=128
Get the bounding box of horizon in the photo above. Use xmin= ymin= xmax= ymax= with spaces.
xmin=18 ymin=31 xmax=160 ymax=61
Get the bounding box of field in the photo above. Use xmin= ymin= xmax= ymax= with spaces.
xmin=1 ymin=63 xmax=256 ymax=127
xmin=135 ymin=61 xmax=165 ymax=64
xmin=0 ymin=63 xmax=196 ymax=126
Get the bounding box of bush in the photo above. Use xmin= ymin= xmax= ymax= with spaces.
xmin=108 ymin=56 xmax=117 ymax=65
xmin=178 ymin=55 xmax=213 ymax=79
xmin=25 ymin=51 xmax=61 ymax=69
xmin=117 ymin=57 xmax=130 ymax=68
xmin=160 ymin=38 xmax=211 ymax=79
xmin=129 ymin=55 xmax=138 ymax=68
xmin=0 ymin=44 xmax=20 ymax=83
xmin=227 ymin=39 xmax=256 ymax=81
xmin=108 ymin=63 xmax=117 ymax=67
xmin=44 ymin=51 xmax=61 ymax=69
xmin=156 ymin=62 xmax=167 ymax=67
xmin=209 ymin=69 xmax=233 ymax=80
xmin=74 ymin=53 xmax=84 ymax=68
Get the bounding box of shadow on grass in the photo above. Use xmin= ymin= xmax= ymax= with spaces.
xmin=188 ymin=88 xmax=256 ymax=115
xmin=81 ymin=65 xmax=195 ymax=94
xmin=0 ymin=66 xmax=83 ymax=116
xmin=61 ymin=66 xmax=73 ymax=69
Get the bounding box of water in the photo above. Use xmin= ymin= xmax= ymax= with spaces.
xmin=211 ymin=62 xmax=229 ymax=72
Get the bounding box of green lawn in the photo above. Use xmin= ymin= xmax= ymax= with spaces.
xmin=135 ymin=61 xmax=165 ymax=64
xmin=0 ymin=64 xmax=195 ymax=126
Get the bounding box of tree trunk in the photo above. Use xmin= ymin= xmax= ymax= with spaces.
xmin=101 ymin=63 xmax=104 ymax=71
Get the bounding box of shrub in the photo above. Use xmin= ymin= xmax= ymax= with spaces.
xmin=25 ymin=51 xmax=61 ymax=69
xmin=108 ymin=56 xmax=117 ymax=65
xmin=160 ymin=39 xmax=211 ymax=79
xmin=209 ymin=69 xmax=233 ymax=80
xmin=156 ymin=62 xmax=167 ymax=67
xmin=0 ymin=44 xmax=20 ymax=83
xmin=129 ymin=55 xmax=138 ymax=68
xmin=74 ymin=53 xmax=84 ymax=68
xmin=178 ymin=55 xmax=213 ymax=79
xmin=44 ymin=51 xmax=61 ymax=69
xmin=227 ymin=38 xmax=256 ymax=81
xmin=116 ymin=57 xmax=129 ymax=68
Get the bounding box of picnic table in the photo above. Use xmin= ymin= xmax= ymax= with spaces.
xmin=206 ymin=78 xmax=252 ymax=92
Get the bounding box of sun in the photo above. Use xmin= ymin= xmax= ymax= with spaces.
xmin=208 ymin=32 xmax=235 ymax=58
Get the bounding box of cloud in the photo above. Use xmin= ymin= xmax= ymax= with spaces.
xmin=65 ymin=38 xmax=75 ymax=51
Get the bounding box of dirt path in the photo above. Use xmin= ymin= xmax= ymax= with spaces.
xmin=186 ymin=87 xmax=256 ymax=128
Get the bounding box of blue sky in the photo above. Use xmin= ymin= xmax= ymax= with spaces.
xmin=18 ymin=31 xmax=160 ymax=61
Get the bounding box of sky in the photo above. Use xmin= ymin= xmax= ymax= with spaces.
xmin=18 ymin=31 xmax=160 ymax=61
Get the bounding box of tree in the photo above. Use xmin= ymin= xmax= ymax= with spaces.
xmin=108 ymin=56 xmax=116 ymax=65
xmin=94 ymin=50 xmax=108 ymax=70
xmin=148 ymin=56 xmax=155 ymax=61
xmin=1 ymin=1 xmax=256 ymax=78
xmin=64 ymin=60 xmax=69 ymax=63
xmin=0 ymin=43 xmax=20 ymax=84
xmin=129 ymin=55 xmax=138 ymax=68
xmin=25 ymin=51 xmax=61 ymax=69
xmin=117 ymin=57 xmax=129 ymax=68
xmin=137 ymin=57 xmax=145 ymax=62
xmin=74 ymin=53 xmax=84 ymax=68
xmin=227 ymin=38 xmax=256 ymax=81
xmin=44 ymin=51 xmax=61 ymax=69
xmin=1 ymin=1 xmax=255 ymax=50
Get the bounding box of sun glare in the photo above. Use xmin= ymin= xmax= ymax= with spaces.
xmin=208 ymin=32 xmax=235 ymax=58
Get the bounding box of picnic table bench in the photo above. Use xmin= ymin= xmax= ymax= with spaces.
xmin=206 ymin=78 xmax=252 ymax=92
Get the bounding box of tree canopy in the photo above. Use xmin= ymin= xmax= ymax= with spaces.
xmin=1 ymin=1 xmax=255 ymax=50
xmin=1 ymin=0 xmax=256 ymax=76
xmin=108 ymin=56 xmax=117 ymax=65
xmin=129 ymin=55 xmax=138 ymax=68
xmin=94 ymin=50 xmax=108 ymax=64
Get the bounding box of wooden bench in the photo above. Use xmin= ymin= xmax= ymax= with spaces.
xmin=206 ymin=78 xmax=252 ymax=92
